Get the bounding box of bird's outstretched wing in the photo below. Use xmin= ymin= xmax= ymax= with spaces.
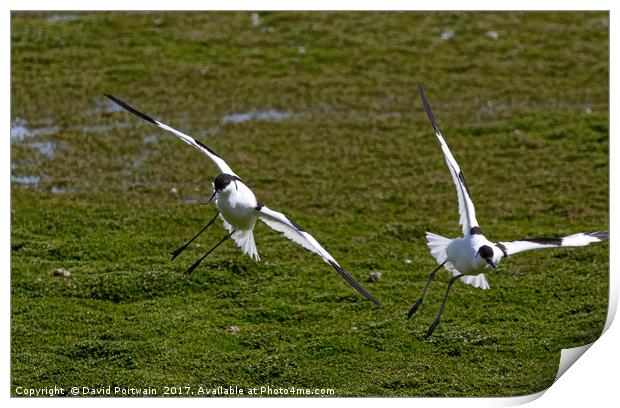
xmin=496 ymin=231 xmax=608 ymax=257
xmin=104 ymin=94 xmax=238 ymax=177
xmin=257 ymin=205 xmax=382 ymax=306
xmin=418 ymin=85 xmax=480 ymax=236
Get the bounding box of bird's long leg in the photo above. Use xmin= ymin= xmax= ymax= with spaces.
xmin=171 ymin=211 xmax=220 ymax=260
xmin=184 ymin=230 xmax=235 ymax=275
xmin=426 ymin=273 xmax=464 ymax=337
xmin=408 ymin=261 xmax=447 ymax=319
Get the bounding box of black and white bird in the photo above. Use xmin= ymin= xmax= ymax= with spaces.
xmin=104 ymin=95 xmax=381 ymax=307
xmin=409 ymin=85 xmax=608 ymax=336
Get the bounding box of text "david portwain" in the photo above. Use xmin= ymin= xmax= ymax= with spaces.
xmin=79 ymin=386 xmax=157 ymax=396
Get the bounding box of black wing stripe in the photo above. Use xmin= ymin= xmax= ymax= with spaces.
xmin=452 ymin=164 xmax=478 ymax=233
xmin=522 ymin=237 xmax=563 ymax=246
xmin=495 ymin=242 xmax=508 ymax=257
xmin=194 ymin=138 xmax=222 ymax=159
xmin=458 ymin=171 xmax=472 ymax=198
xmin=103 ymin=94 xmax=157 ymax=125
xmin=287 ymin=217 xmax=306 ymax=232
xmin=328 ymin=260 xmax=382 ymax=307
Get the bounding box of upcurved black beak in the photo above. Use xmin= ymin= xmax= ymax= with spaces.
xmin=486 ymin=260 xmax=497 ymax=269
xmin=206 ymin=190 xmax=216 ymax=205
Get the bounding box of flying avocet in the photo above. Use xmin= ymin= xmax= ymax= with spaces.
xmin=104 ymin=94 xmax=382 ymax=307
xmin=409 ymin=85 xmax=608 ymax=336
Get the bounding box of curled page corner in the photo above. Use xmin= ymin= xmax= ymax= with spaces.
xmin=514 ymin=266 xmax=616 ymax=404
xmin=551 ymin=269 xmax=616 ymax=385
xmin=555 ymin=343 xmax=593 ymax=381
xmin=501 ymin=340 xmax=600 ymax=405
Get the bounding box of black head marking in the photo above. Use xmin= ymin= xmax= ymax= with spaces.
xmin=213 ymin=173 xmax=242 ymax=191
xmin=255 ymin=199 xmax=264 ymax=211
xmin=478 ymin=245 xmax=494 ymax=261
xmin=470 ymin=226 xmax=483 ymax=235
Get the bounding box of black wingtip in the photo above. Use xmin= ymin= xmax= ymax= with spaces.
xmin=327 ymin=260 xmax=383 ymax=307
xmin=103 ymin=94 xmax=158 ymax=125
xmin=417 ymin=84 xmax=441 ymax=136
xmin=587 ymin=231 xmax=609 ymax=241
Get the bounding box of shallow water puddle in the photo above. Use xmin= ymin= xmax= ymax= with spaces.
xmin=11 ymin=118 xmax=59 ymax=170
xmin=221 ymin=109 xmax=293 ymax=124
xmin=143 ymin=134 xmax=158 ymax=144
xmin=183 ymin=196 xmax=202 ymax=204
xmin=98 ymin=98 xmax=126 ymax=114
xmin=50 ymin=186 xmax=82 ymax=194
xmin=11 ymin=175 xmax=41 ymax=186
xmin=46 ymin=15 xmax=80 ymax=23
xmin=10 ymin=118 xmax=29 ymax=140
xmin=441 ymin=29 xmax=455 ymax=41
xmin=29 ymin=141 xmax=55 ymax=157
xmin=11 ymin=118 xmax=60 ymax=141
xmin=80 ymin=123 xmax=129 ymax=133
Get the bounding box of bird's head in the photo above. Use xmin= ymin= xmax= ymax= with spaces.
xmin=207 ymin=174 xmax=240 ymax=203
xmin=476 ymin=245 xmax=498 ymax=269
xmin=214 ymin=173 xmax=240 ymax=192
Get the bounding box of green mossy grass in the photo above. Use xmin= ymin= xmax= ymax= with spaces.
xmin=11 ymin=11 xmax=608 ymax=396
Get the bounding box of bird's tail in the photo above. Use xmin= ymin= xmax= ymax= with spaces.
xmin=458 ymin=272 xmax=490 ymax=290
xmin=222 ymin=219 xmax=260 ymax=261
xmin=231 ymin=230 xmax=260 ymax=261
xmin=425 ymin=231 xmax=451 ymax=264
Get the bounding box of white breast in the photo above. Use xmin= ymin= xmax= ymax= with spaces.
xmin=216 ymin=181 xmax=258 ymax=230
xmin=446 ymin=236 xmax=487 ymax=274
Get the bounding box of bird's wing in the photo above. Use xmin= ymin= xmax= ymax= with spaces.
xmin=257 ymin=205 xmax=382 ymax=306
xmin=497 ymin=231 xmax=608 ymax=257
xmin=418 ymin=85 xmax=479 ymax=236
xmin=104 ymin=94 xmax=238 ymax=177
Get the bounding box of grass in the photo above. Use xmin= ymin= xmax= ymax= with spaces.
xmin=11 ymin=11 xmax=609 ymax=397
